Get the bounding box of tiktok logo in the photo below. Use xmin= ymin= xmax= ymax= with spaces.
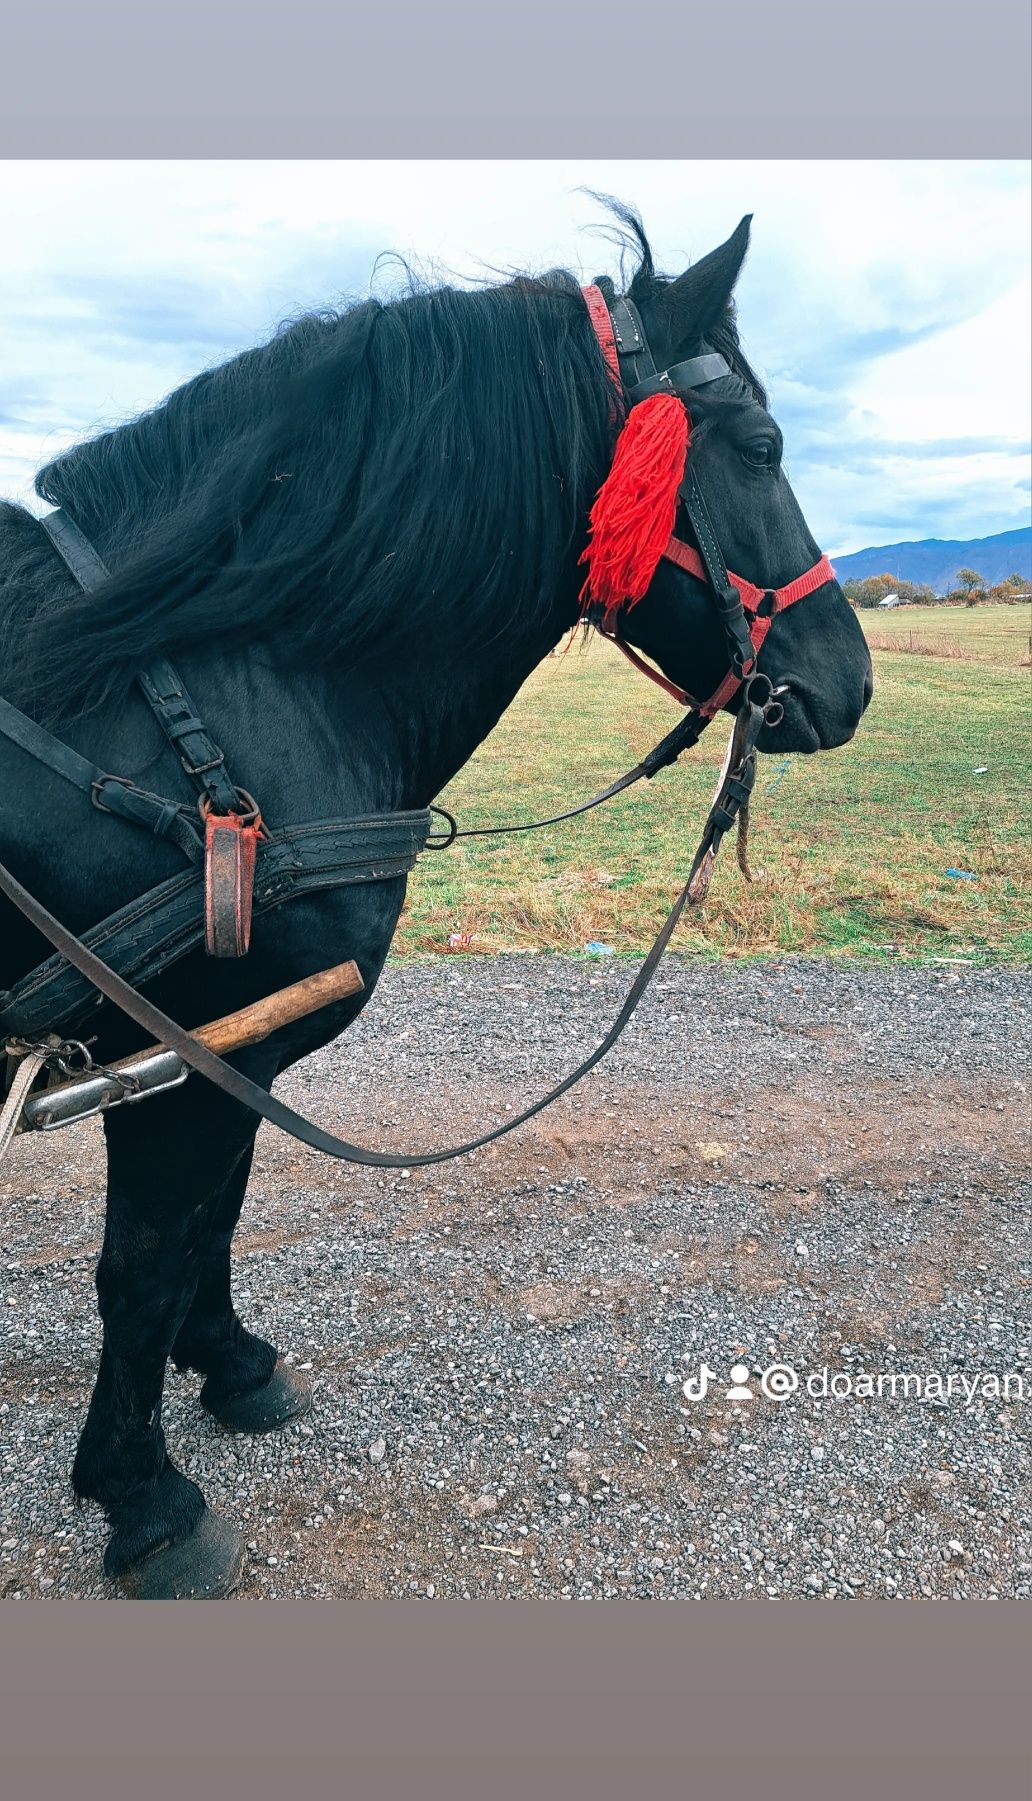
xmin=680 ymin=1358 xmax=800 ymax=1403
xmin=681 ymin=1363 xmax=718 ymax=1401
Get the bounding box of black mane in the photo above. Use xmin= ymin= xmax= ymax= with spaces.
xmin=3 ymin=206 xmax=760 ymax=713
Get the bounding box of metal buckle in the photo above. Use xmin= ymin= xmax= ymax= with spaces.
xmin=90 ymin=772 xmax=134 ymax=815
xmin=198 ymin=786 xmax=264 ymax=830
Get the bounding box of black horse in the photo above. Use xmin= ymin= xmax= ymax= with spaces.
xmin=0 ymin=210 xmax=872 ymax=1597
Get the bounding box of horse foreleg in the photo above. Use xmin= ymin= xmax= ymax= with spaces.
xmin=71 ymin=1066 xmax=275 ymax=1598
xmin=170 ymin=1136 xmax=312 ymax=1432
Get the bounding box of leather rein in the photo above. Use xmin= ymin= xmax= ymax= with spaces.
xmin=0 ymin=287 xmax=834 ymax=1167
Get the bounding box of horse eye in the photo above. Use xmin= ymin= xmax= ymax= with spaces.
xmin=743 ymin=441 xmax=776 ymax=467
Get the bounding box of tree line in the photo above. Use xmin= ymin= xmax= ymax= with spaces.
xmin=842 ymin=570 xmax=1029 ymax=609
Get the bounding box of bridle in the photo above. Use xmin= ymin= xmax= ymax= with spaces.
xmin=0 ymin=279 xmax=841 ymax=1169
xmin=579 ymin=283 xmax=835 ymax=719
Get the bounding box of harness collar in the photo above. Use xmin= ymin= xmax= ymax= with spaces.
xmin=580 ymin=283 xmax=833 ymax=717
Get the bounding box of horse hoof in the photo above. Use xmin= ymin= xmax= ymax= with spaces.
xmin=116 ymin=1510 xmax=245 ymax=1601
xmin=201 ymin=1358 xmax=313 ymax=1434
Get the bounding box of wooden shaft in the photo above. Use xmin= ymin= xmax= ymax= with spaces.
xmin=120 ymin=958 xmax=364 ymax=1069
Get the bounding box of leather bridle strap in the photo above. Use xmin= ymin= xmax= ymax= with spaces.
xmin=608 ymin=296 xmax=731 ymax=400
xmin=580 ymin=284 xmax=834 ymax=722
xmin=433 ymin=705 xmax=710 ymax=843
xmin=0 ymin=685 xmax=772 ymax=1167
xmin=662 ymin=536 xmax=835 ymax=717
xmin=677 ymin=468 xmax=755 ymax=677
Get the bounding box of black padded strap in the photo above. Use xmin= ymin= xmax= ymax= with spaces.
xmin=0 ymin=810 xmax=433 ymax=1039
xmin=627 ymin=352 xmax=730 ymax=400
xmin=136 ymin=657 xmax=241 ymax=815
xmin=38 ymin=510 xmax=243 ymax=816
xmin=0 ymin=694 xmax=203 ymax=863
xmin=679 ymin=469 xmax=754 ymax=675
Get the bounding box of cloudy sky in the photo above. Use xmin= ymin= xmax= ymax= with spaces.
xmin=1 ymin=160 xmax=1029 ymax=556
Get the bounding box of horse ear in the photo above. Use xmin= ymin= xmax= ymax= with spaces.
xmin=663 ymin=215 xmax=752 ymax=346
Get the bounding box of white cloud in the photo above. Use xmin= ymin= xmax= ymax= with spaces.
xmin=847 ymin=278 xmax=1031 ymax=444
xmin=1 ymin=159 xmax=1029 ymax=549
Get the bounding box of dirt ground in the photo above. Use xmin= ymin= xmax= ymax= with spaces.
xmin=1 ymin=956 xmax=1029 ymax=1600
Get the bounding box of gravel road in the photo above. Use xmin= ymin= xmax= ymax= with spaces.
xmin=2 ymin=955 xmax=1029 ymax=1600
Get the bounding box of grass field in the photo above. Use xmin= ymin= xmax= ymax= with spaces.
xmin=394 ymin=603 xmax=1031 ymax=966
xmin=860 ymin=600 xmax=1030 ymax=668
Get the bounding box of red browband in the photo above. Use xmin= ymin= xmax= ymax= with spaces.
xmin=580 ymin=284 xmax=834 ymax=718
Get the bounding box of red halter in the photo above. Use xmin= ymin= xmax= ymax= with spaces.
xmin=581 ymin=285 xmax=834 ymax=718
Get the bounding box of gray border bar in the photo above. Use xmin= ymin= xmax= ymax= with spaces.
xmin=1 ymin=0 xmax=1030 ymax=157
xmin=1 ymin=1603 xmax=1029 ymax=1800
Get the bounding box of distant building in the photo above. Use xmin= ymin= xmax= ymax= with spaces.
xmin=878 ymin=593 xmax=901 ymax=608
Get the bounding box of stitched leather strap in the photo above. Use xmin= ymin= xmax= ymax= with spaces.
xmin=39 ymin=511 xmax=243 ymax=818
xmin=0 ymin=692 xmax=770 ymax=1167
xmin=137 ymin=657 xmax=242 ymax=816
xmin=627 ymin=353 xmax=729 ymax=399
xmin=0 ymin=810 xmax=433 ymax=1040
xmin=606 ymin=297 xmax=730 ymax=399
xmin=0 ymin=694 xmax=203 ymax=862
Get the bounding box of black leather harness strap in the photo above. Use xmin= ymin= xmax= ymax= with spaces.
xmin=0 ymin=810 xmax=433 ymax=1040
xmin=137 ymin=657 xmax=242 ymax=817
xmin=38 ymin=507 xmax=110 ymax=590
xmin=629 ymin=354 xmax=730 ymax=399
xmin=0 ymin=684 xmax=772 ymax=1167
xmin=678 ymin=469 xmax=755 ymax=677
xmin=0 ymin=694 xmax=204 ymax=863
xmin=609 ymin=297 xmax=731 ymax=400
xmin=39 ymin=510 xmax=243 ymax=818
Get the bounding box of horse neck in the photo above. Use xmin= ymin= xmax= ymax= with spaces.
xmin=180 ymin=594 xmax=577 ymax=829
xmin=377 ymin=610 xmax=575 ymax=807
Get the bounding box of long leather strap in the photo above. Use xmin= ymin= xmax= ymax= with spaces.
xmin=0 ymin=692 xmax=769 ymax=1166
xmin=0 ymin=810 xmax=433 ymax=1039
xmin=0 ymin=694 xmax=203 ymax=863
xmin=678 ymin=469 xmax=754 ymax=676
xmin=440 ymin=706 xmax=710 ymax=842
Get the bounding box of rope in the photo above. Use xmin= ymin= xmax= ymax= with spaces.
xmin=0 ymin=1047 xmax=48 ymax=1168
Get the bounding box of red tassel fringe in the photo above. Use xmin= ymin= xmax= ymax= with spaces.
xmin=579 ymin=393 xmax=690 ymax=619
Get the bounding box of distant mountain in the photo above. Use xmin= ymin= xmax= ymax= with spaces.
xmin=830 ymin=526 xmax=1031 ymax=595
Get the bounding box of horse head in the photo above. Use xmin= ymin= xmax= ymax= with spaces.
xmin=586 ymin=215 xmax=873 ymax=754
